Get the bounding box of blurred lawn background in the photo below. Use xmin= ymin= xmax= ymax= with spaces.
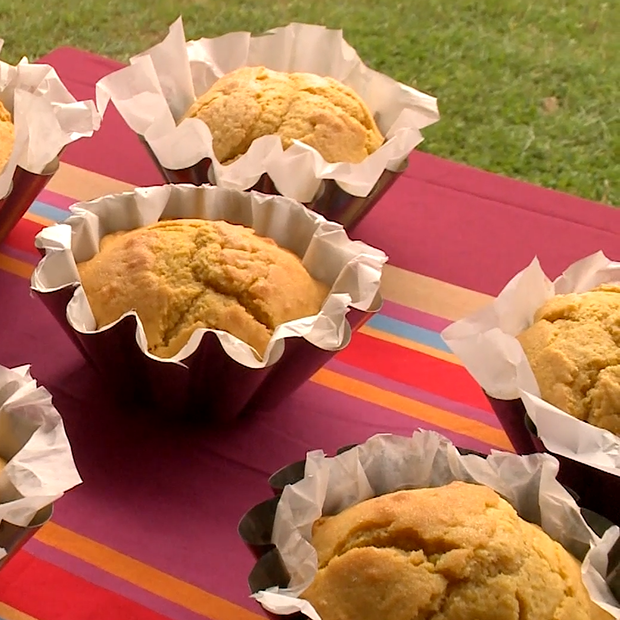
xmin=0 ymin=0 xmax=617 ymax=204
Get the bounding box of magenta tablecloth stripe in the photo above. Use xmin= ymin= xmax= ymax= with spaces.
xmin=28 ymin=539 xmax=212 ymax=620
xmin=47 ymin=379 xmax=493 ymax=606
xmin=39 ymin=189 xmax=78 ymax=210
xmin=0 ymin=244 xmax=37 ymax=265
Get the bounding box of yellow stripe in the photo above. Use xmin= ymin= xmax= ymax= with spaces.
xmin=312 ymin=368 xmax=513 ymax=451
xmin=381 ymin=264 xmax=492 ymax=322
xmin=0 ymin=603 xmax=39 ymax=620
xmin=47 ymin=163 xmax=134 ymax=202
xmin=35 ymin=523 xmax=265 ymax=620
xmin=359 ymin=325 xmax=462 ymax=365
xmin=0 ymin=253 xmax=33 ymax=279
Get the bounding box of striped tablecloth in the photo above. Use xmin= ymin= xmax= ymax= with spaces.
xmin=0 ymin=46 xmax=619 ymax=620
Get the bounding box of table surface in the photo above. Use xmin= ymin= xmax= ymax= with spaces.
xmin=0 ymin=47 xmax=619 ymax=620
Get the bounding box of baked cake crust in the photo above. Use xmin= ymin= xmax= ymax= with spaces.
xmin=77 ymin=218 xmax=329 ymax=358
xmin=183 ymin=66 xmax=384 ymax=165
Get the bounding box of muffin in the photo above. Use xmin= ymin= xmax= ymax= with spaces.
xmin=517 ymin=284 xmax=620 ymax=436
xmin=183 ymin=66 xmax=384 ymax=165
xmin=0 ymin=101 xmax=15 ymax=172
xmin=76 ymin=218 xmax=329 ymax=359
xmin=300 ymin=481 xmax=608 ymax=620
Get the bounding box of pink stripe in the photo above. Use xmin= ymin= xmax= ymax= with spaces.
xmin=39 ymin=189 xmax=75 ymax=210
xmin=27 ymin=539 xmax=212 ymax=620
xmin=379 ymin=300 xmax=452 ymax=332
xmin=327 ymin=359 xmax=501 ymax=429
xmin=302 ymin=383 xmax=500 ymax=453
xmin=0 ymin=243 xmax=38 ymax=265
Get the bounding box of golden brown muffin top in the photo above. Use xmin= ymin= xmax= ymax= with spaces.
xmin=517 ymin=283 xmax=620 ymax=435
xmin=0 ymin=101 xmax=15 ymax=172
xmin=183 ymin=66 xmax=384 ymax=165
xmin=301 ymin=481 xmax=603 ymax=620
xmin=76 ymin=218 xmax=329 ymax=359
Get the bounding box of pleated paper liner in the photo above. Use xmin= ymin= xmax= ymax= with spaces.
xmin=238 ymin=444 xmax=620 ymax=619
xmin=33 ymin=288 xmax=382 ymax=421
xmin=267 ymin=444 xmax=359 ymax=497
xmin=238 ymin=445 xmax=362 ymax=561
xmin=139 ymin=136 xmax=407 ymax=233
xmin=486 ymin=388 xmax=620 ymax=526
xmin=0 ymin=159 xmax=59 ymax=245
xmin=522 ymin=413 xmax=620 ymax=527
xmin=32 ymin=184 xmax=387 ymax=422
xmin=0 ymin=365 xmax=81 ymax=572
xmin=442 ymin=254 xmax=620 ymax=537
xmin=240 ymin=445 xmax=506 ymax=562
xmin=0 ymin=504 xmax=53 ymax=571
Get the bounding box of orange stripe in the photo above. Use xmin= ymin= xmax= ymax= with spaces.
xmin=0 ymin=253 xmax=34 ymax=279
xmin=359 ymin=325 xmax=462 ymax=365
xmin=35 ymin=523 xmax=264 ymax=620
xmin=312 ymin=368 xmax=512 ymax=451
xmin=0 ymin=602 xmax=39 ymax=620
xmin=23 ymin=212 xmax=53 ymax=227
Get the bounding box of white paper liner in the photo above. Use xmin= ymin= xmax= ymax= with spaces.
xmin=253 ymin=430 xmax=620 ymax=619
xmin=95 ymin=18 xmax=440 ymax=203
xmin=31 ymin=183 xmax=387 ymax=368
xmin=441 ymin=251 xmax=620 ymax=478
xmin=0 ymin=49 xmax=101 ymax=199
xmin=0 ymin=364 xmax=82 ymax=551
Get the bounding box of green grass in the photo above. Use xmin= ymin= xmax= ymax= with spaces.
xmin=1 ymin=0 xmax=618 ymax=205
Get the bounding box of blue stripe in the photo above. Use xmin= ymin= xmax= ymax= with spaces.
xmin=28 ymin=200 xmax=69 ymax=223
xmin=367 ymin=314 xmax=452 ymax=352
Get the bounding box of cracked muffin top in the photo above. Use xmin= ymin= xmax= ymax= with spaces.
xmin=300 ymin=481 xmax=608 ymax=620
xmin=182 ymin=66 xmax=384 ymax=165
xmin=0 ymin=100 xmax=15 ymax=172
xmin=517 ymin=284 xmax=620 ymax=436
xmin=76 ymin=218 xmax=329 ymax=359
